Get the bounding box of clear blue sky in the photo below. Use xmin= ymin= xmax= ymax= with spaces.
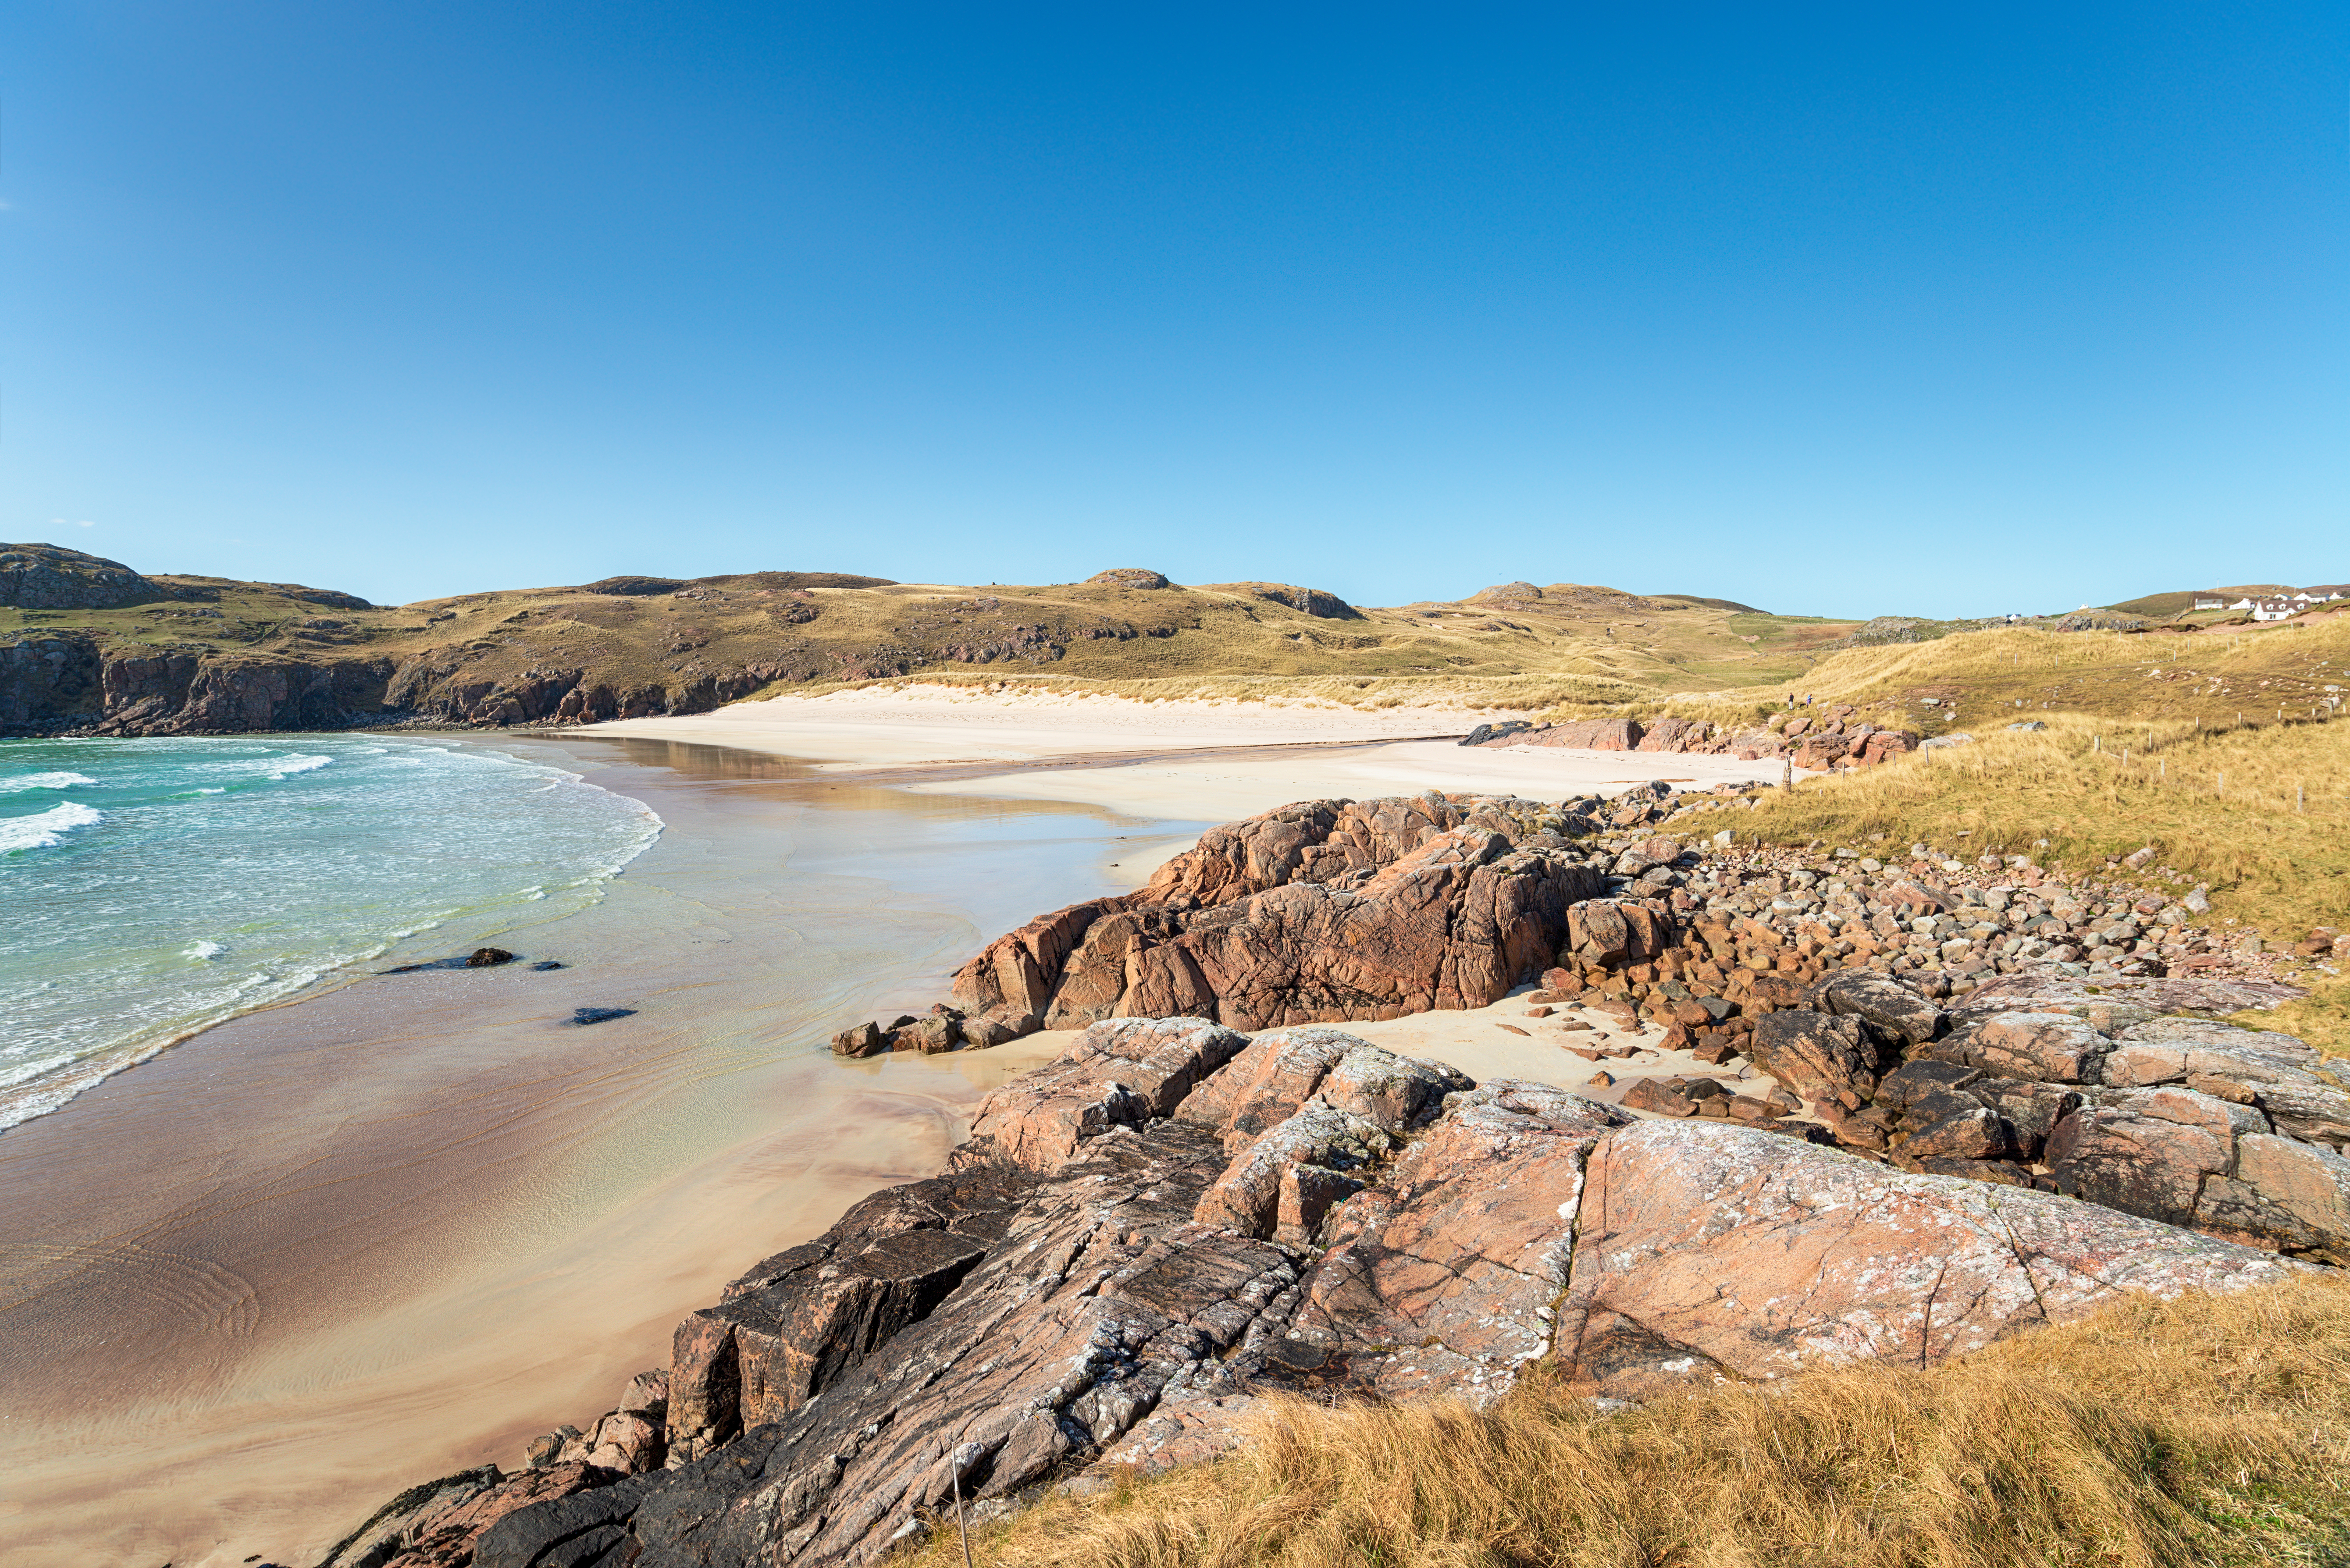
xmin=4 ymin=3 xmax=2342 ymax=615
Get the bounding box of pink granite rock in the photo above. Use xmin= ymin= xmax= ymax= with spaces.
xmin=1555 ymin=1121 xmax=2302 ymax=1401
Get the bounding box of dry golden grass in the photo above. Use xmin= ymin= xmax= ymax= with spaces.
xmin=918 ymin=1272 xmax=2350 ymax=1568
xmin=1707 ymin=619 xmax=2350 ymax=736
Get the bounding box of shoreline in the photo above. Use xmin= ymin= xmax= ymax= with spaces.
xmin=0 ymin=732 xmax=1193 ymax=1568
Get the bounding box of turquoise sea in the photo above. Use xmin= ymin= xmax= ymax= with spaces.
xmin=0 ymin=735 xmax=661 ymax=1129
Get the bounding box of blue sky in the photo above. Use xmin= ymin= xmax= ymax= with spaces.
xmin=3 ymin=3 xmax=2342 ymax=615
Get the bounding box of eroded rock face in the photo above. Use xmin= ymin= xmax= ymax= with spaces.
xmin=1555 ymin=1121 xmax=2303 ymax=1401
xmin=0 ymin=631 xmax=401 ymax=736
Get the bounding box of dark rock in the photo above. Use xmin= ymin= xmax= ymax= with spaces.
xmin=828 ymin=1021 xmax=887 ymax=1058
xmin=528 ymin=960 xmax=566 ymax=971
xmin=1805 ymin=970 xmax=1943 ymax=1045
xmin=387 ymin=947 xmax=520 ymax=974
xmin=1901 ymin=1107 xmax=2017 ymax=1160
xmin=2046 ymin=1106 xmax=2232 ymax=1226
xmin=1874 ymin=1058 xmax=1983 ymax=1109
xmin=1744 ymin=1010 xmax=1883 ymax=1106
xmin=569 ymin=1007 xmax=635 ymax=1026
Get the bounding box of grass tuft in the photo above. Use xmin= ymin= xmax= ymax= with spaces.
xmin=919 ymin=1273 xmax=2350 ymax=1568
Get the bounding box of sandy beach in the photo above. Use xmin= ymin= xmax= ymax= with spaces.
xmin=595 ymin=684 xmax=1789 ymax=821
xmin=0 ymin=700 xmax=1778 ymax=1567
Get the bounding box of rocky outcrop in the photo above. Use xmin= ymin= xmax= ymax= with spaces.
xmin=1468 ymin=704 xmax=1922 ymax=769
xmin=329 ymin=1008 xmax=2318 ymax=1568
xmin=1200 ymin=581 xmax=1364 ymax=619
xmin=0 ymin=542 xmax=171 ymax=608
xmin=1556 ymin=1120 xmax=2300 ymax=1400
xmin=0 ymin=630 xmax=401 ymax=736
xmin=950 ymin=793 xmax=1610 ymax=1032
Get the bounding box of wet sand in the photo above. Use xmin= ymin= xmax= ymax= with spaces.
xmin=0 ymin=736 xmax=1201 ymax=1568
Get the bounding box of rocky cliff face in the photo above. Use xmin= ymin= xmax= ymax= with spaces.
xmin=0 ymin=631 xmax=400 ymax=736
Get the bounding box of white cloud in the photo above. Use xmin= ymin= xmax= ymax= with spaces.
xmin=74 ymin=519 xmax=96 ymax=528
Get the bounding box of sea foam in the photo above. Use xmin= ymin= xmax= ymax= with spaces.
xmin=0 ymin=736 xmax=661 ymax=1131
xmin=0 ymin=802 xmax=103 ymax=854
xmin=0 ymin=771 xmax=98 ymax=793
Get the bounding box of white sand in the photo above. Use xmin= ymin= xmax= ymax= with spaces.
xmin=908 ymin=739 xmax=1782 ymax=821
xmin=590 ymin=684 xmax=1481 ymax=765
xmin=973 ymin=985 xmax=1763 ymax=1116
xmin=589 ymin=686 xmax=1789 ymax=821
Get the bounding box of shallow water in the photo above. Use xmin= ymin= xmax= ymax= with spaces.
xmin=0 ymin=733 xmax=1199 ymax=1568
xmin=0 ymin=735 xmax=660 ymax=1129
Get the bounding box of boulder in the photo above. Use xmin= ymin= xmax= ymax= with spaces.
xmin=896 ymin=1014 xmax=961 ymax=1053
xmin=2195 ymin=1135 xmax=2350 ymax=1265
xmin=961 ymin=1016 xmax=1248 ymax=1171
xmin=957 ymin=1014 xmax=1019 ymax=1049
xmin=1553 ymin=1122 xmax=2303 ymax=1401
xmin=1744 ymin=1010 xmax=1882 ymax=1106
xmin=2044 ymin=1106 xmax=2233 ymax=1227
xmin=1968 ymin=1012 xmax=2109 ymax=1083
xmin=1805 ymin=970 xmax=1943 ymax=1045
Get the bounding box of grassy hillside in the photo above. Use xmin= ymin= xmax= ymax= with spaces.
xmin=2 ymin=551 xmax=1869 ymax=721
xmin=1600 ymin=614 xmax=2350 ymax=739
